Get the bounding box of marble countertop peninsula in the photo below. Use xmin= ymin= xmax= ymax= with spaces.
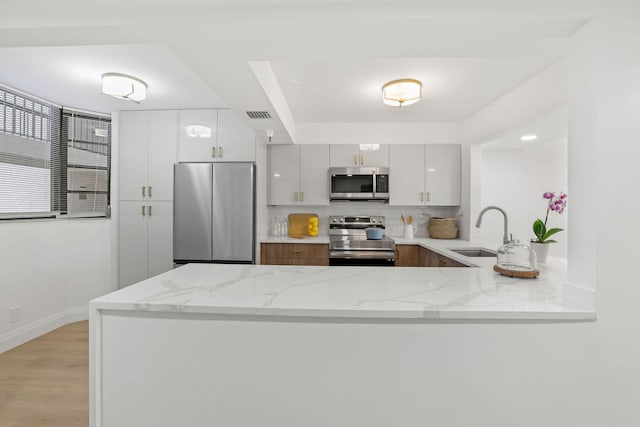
xmin=92 ymin=241 xmax=595 ymax=320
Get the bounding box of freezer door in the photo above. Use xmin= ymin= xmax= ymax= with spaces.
xmin=212 ymin=163 xmax=255 ymax=262
xmin=173 ymin=163 xmax=213 ymax=261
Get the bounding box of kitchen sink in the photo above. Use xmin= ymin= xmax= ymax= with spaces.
xmin=449 ymin=248 xmax=497 ymax=258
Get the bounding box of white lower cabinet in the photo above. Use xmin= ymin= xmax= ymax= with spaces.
xmin=119 ymin=200 xmax=174 ymax=287
xmin=268 ymin=144 xmax=329 ymax=205
xmin=389 ymin=144 xmax=461 ymax=206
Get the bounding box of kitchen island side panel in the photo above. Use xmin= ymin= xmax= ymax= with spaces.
xmin=92 ymin=309 xmax=599 ymax=427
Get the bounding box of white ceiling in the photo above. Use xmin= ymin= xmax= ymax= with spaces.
xmin=481 ymin=107 xmax=567 ymax=150
xmin=0 ymin=1 xmax=595 ymax=141
xmin=271 ymin=58 xmax=556 ymax=123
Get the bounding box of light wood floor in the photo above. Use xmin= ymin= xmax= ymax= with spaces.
xmin=0 ymin=321 xmax=89 ymax=427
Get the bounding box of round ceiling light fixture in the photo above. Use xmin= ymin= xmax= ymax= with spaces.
xmin=382 ymin=79 xmax=422 ymax=108
xmin=102 ymin=72 xmax=147 ymax=103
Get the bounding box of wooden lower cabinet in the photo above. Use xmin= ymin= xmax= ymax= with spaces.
xmin=260 ymin=243 xmax=329 ymax=266
xmin=399 ymin=245 xmax=467 ymax=267
xmin=395 ymin=245 xmax=421 ymax=267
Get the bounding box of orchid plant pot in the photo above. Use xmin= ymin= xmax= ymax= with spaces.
xmin=530 ymin=241 xmax=550 ymax=263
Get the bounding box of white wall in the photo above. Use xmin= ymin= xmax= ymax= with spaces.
xmin=480 ymin=139 xmax=568 ymax=258
xmin=0 ymin=218 xmax=115 ymax=352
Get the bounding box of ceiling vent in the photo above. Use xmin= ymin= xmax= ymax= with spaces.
xmin=246 ymin=111 xmax=272 ymax=119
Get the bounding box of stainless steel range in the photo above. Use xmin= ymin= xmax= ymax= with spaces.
xmin=329 ymin=216 xmax=396 ymax=266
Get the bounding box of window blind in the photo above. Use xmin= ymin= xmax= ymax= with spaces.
xmin=0 ymin=85 xmax=111 ymax=219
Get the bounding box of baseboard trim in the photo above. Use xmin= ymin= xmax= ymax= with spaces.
xmin=0 ymin=306 xmax=88 ymax=353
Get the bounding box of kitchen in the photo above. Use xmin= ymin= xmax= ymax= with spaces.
xmin=1 ymin=2 xmax=639 ymax=427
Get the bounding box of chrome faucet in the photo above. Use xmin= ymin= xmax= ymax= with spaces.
xmin=475 ymin=206 xmax=512 ymax=244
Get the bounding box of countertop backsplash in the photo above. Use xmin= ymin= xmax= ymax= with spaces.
xmin=268 ymin=204 xmax=460 ymax=237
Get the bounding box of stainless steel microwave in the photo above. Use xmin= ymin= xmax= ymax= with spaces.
xmin=329 ymin=167 xmax=389 ymax=201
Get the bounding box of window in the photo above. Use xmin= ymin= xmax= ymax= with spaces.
xmin=0 ymin=84 xmax=111 ymax=219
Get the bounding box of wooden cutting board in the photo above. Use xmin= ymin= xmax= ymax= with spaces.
xmin=288 ymin=213 xmax=318 ymax=237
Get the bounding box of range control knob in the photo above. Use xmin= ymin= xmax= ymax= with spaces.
xmin=371 ymin=218 xmax=377 ymax=224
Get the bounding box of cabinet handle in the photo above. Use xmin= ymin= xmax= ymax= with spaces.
xmin=439 ymin=260 xmax=447 ymax=267
xmin=300 ymin=191 xmax=304 ymax=202
xmin=354 ymin=154 xmax=358 ymax=165
xmin=427 ymin=192 xmax=431 ymax=202
xmin=142 ymin=205 xmax=146 ymax=216
xmin=420 ymin=192 xmax=424 ymax=202
xmin=294 ymin=192 xmax=299 ymax=202
xmin=212 ymin=146 xmax=216 ymax=158
xmin=148 ymin=205 xmax=152 ymax=216
xmin=360 ymin=154 xmax=364 ymax=165
xmin=148 ymin=186 xmax=152 ymax=198
xmin=290 ymin=250 xmax=303 ymax=254
xmin=142 ymin=186 xmax=146 ymax=197
xmin=219 ymin=146 xmax=223 ymax=158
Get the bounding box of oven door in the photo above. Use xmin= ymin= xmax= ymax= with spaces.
xmin=329 ymin=250 xmax=396 ymax=266
xmin=330 ymin=169 xmax=374 ymax=200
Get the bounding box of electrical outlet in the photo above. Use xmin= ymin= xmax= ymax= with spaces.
xmin=9 ymin=306 xmax=21 ymax=323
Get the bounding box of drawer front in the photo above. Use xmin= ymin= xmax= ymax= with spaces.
xmin=261 ymin=243 xmax=329 ymax=264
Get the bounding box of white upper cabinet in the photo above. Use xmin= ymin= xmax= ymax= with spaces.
xmin=119 ymin=110 xmax=177 ymax=201
xmin=329 ymin=144 xmax=359 ymax=167
xmin=178 ymin=109 xmax=255 ymax=162
xmin=268 ymin=145 xmax=300 ymax=205
xmin=178 ymin=109 xmax=218 ymax=162
xmin=330 ymin=144 xmax=389 ymax=167
xmin=358 ymin=144 xmax=389 ymax=167
xmin=426 ymin=144 xmax=461 ymax=206
xmin=147 ymin=110 xmax=179 ymax=201
xmin=389 ymin=144 xmax=426 ymax=206
xmin=388 ymin=144 xmax=461 ymax=206
xmin=119 ymin=111 xmax=149 ymax=201
xmin=268 ymin=144 xmax=330 ymax=205
xmin=299 ymin=144 xmax=330 ymax=205
xmin=217 ymin=109 xmax=256 ymax=162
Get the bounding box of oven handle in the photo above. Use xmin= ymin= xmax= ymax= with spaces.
xmin=329 ymin=250 xmax=396 ymax=260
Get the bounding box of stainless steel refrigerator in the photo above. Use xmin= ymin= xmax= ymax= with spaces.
xmin=173 ymin=162 xmax=255 ymax=264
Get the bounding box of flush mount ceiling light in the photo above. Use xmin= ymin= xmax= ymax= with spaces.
xmin=101 ymin=73 xmax=147 ymax=103
xmin=520 ymin=134 xmax=538 ymax=142
xmin=185 ymin=125 xmax=212 ymax=138
xmin=382 ymin=79 xmax=422 ymax=108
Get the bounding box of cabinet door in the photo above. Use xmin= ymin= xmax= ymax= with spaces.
xmin=147 ymin=201 xmax=174 ymax=277
xmin=178 ymin=109 xmax=218 ymax=162
xmin=299 ymin=144 xmax=330 ymax=205
xmin=148 ymin=110 xmax=178 ymax=201
xmin=389 ymin=145 xmax=426 ymax=206
xmin=119 ymin=201 xmax=149 ymax=287
xmin=359 ymin=144 xmax=389 ymax=167
xmin=395 ymin=245 xmax=420 ymax=267
xmin=268 ymin=145 xmax=300 ymax=205
xmin=217 ymin=109 xmax=256 ymax=162
xmin=426 ymin=144 xmax=461 ymax=206
xmin=329 ymin=144 xmax=360 ymax=167
xmin=119 ymin=111 xmax=149 ymax=201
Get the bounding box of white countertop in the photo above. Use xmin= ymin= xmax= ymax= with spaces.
xmin=92 ymin=237 xmax=595 ymax=320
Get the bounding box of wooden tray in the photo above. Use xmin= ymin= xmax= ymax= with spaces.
xmin=493 ymin=264 xmax=540 ymax=279
xmin=288 ymin=213 xmax=318 ymax=237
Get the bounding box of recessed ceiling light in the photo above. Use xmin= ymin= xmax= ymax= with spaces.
xmin=520 ymin=134 xmax=538 ymax=142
